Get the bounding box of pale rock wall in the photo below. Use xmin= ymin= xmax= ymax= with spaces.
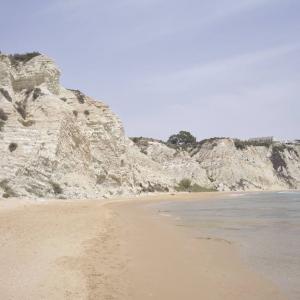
xmin=1 ymin=52 xmax=299 ymax=199
xmin=142 ymin=140 xmax=212 ymax=188
xmin=0 ymin=53 xmax=171 ymax=198
xmin=134 ymin=138 xmax=300 ymax=192
xmin=193 ymin=139 xmax=287 ymax=191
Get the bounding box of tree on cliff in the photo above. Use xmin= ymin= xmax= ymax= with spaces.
xmin=167 ymin=131 xmax=197 ymax=147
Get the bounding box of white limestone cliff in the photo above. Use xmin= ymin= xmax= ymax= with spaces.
xmin=0 ymin=53 xmax=299 ymax=199
xmin=132 ymin=138 xmax=300 ymax=192
xmin=0 ymin=53 xmax=172 ymax=199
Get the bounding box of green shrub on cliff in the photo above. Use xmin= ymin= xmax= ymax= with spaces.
xmin=0 ymin=109 xmax=8 ymax=121
xmin=175 ymin=178 xmax=216 ymax=192
xmin=167 ymin=131 xmax=197 ymax=148
xmin=8 ymin=52 xmax=41 ymax=66
xmin=9 ymin=143 xmax=18 ymax=152
xmin=176 ymin=178 xmax=192 ymax=190
xmin=0 ymin=179 xmax=17 ymax=198
xmin=50 ymin=181 xmax=63 ymax=195
xmin=234 ymin=139 xmax=273 ymax=150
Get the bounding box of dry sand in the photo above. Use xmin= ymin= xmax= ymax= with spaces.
xmin=0 ymin=193 xmax=286 ymax=299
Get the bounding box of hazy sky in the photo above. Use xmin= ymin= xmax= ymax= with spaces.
xmin=1 ymin=0 xmax=299 ymax=141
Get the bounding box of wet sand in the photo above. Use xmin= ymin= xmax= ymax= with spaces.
xmin=0 ymin=194 xmax=286 ymax=299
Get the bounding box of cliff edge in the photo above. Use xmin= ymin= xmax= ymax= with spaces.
xmin=0 ymin=53 xmax=171 ymax=198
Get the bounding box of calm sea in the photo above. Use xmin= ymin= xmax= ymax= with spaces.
xmin=151 ymin=192 xmax=300 ymax=300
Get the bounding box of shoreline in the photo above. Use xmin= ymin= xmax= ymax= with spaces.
xmin=0 ymin=193 xmax=286 ymax=299
xmin=108 ymin=196 xmax=286 ymax=300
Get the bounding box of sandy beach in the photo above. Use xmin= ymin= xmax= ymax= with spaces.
xmin=0 ymin=194 xmax=286 ymax=299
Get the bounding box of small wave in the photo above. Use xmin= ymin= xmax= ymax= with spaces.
xmin=277 ymin=191 xmax=300 ymax=195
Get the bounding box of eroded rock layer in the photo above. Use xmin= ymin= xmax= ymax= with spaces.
xmin=0 ymin=53 xmax=171 ymax=198
xmin=0 ymin=53 xmax=299 ymax=198
xmin=132 ymin=137 xmax=300 ymax=192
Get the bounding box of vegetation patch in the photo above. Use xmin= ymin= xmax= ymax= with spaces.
xmin=234 ymin=139 xmax=273 ymax=150
xmin=0 ymin=88 xmax=12 ymax=102
xmin=176 ymin=178 xmax=192 ymax=190
xmin=32 ymin=88 xmax=43 ymax=101
xmin=73 ymin=110 xmax=78 ymax=117
xmin=131 ymin=137 xmax=151 ymax=155
xmin=175 ymin=178 xmax=216 ymax=192
xmin=131 ymin=137 xmax=150 ymax=145
xmin=25 ymin=89 xmax=32 ymax=96
xmin=131 ymin=134 xmax=221 ymax=155
xmin=50 ymin=181 xmax=63 ymax=195
xmin=189 ymin=184 xmax=217 ymax=192
xmin=60 ymin=97 xmax=67 ymax=102
xmin=8 ymin=52 xmax=41 ymax=66
xmin=167 ymin=131 xmax=197 ymax=149
xmin=8 ymin=142 xmax=18 ymax=152
xmin=140 ymin=182 xmax=169 ymax=193
xmin=197 ymin=137 xmax=224 ymax=147
xmin=84 ymin=110 xmax=90 ymax=116
xmin=68 ymin=89 xmax=86 ymax=104
xmin=24 ymin=88 xmax=43 ymax=102
xmin=0 ymin=179 xmax=17 ymax=198
xmin=0 ymin=108 xmax=8 ymax=121
xmin=96 ymin=174 xmax=106 ymax=184
xmin=165 ymin=132 xmax=224 ymax=155
xmin=190 ymin=137 xmax=224 ymax=156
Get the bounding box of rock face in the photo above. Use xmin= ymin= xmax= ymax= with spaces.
xmin=0 ymin=53 xmax=299 ymax=199
xmin=132 ymin=138 xmax=300 ymax=191
xmin=0 ymin=53 xmax=171 ymax=199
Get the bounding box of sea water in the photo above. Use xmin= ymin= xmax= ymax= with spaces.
xmin=151 ymin=192 xmax=300 ymax=299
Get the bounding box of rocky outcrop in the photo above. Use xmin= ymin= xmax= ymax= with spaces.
xmin=132 ymin=138 xmax=212 ymax=188
xmin=132 ymin=137 xmax=300 ymax=191
xmin=0 ymin=52 xmax=299 ymax=199
xmin=0 ymin=53 xmax=172 ymax=199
